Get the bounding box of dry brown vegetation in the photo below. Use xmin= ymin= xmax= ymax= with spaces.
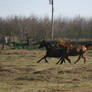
xmin=1 ymin=16 xmax=92 ymax=42
xmin=0 ymin=49 xmax=92 ymax=92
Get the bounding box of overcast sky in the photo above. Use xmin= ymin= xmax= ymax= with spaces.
xmin=0 ymin=0 xmax=92 ymax=18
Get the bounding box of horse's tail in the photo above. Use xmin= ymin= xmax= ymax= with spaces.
xmin=83 ymin=43 xmax=92 ymax=49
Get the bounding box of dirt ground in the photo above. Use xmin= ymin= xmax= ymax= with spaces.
xmin=0 ymin=49 xmax=92 ymax=92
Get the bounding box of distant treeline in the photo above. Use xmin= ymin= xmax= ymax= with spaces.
xmin=0 ymin=15 xmax=92 ymax=44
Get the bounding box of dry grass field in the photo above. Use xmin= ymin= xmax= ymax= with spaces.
xmin=0 ymin=49 xmax=92 ymax=92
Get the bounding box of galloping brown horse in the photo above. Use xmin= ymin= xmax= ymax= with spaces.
xmin=55 ymin=40 xmax=72 ymax=48
xmin=55 ymin=40 xmax=72 ymax=53
xmin=55 ymin=40 xmax=91 ymax=64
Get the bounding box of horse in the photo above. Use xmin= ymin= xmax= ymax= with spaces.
xmin=37 ymin=40 xmax=71 ymax=64
xmin=55 ymin=40 xmax=92 ymax=64
xmin=55 ymin=40 xmax=72 ymax=49
xmin=55 ymin=40 xmax=73 ymax=55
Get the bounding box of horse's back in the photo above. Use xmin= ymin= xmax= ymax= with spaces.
xmin=68 ymin=45 xmax=87 ymax=56
xmin=46 ymin=47 xmax=65 ymax=57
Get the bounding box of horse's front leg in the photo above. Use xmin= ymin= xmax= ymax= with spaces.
xmin=37 ymin=56 xmax=46 ymax=63
xmin=44 ymin=57 xmax=48 ymax=63
xmin=74 ymin=55 xmax=81 ymax=64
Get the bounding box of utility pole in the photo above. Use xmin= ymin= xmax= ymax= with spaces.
xmin=49 ymin=0 xmax=54 ymax=40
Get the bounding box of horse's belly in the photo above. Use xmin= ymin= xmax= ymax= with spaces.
xmin=47 ymin=51 xmax=62 ymax=57
xmin=68 ymin=51 xmax=79 ymax=56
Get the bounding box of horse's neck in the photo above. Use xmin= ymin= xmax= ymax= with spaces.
xmin=44 ymin=43 xmax=49 ymax=50
xmin=45 ymin=43 xmax=52 ymax=50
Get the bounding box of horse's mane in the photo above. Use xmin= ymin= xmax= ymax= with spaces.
xmin=46 ymin=42 xmax=53 ymax=47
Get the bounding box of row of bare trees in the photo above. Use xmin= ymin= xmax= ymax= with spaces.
xmin=0 ymin=16 xmax=92 ymax=44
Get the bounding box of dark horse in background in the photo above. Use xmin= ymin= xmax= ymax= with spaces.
xmin=55 ymin=40 xmax=92 ymax=64
xmin=37 ymin=40 xmax=71 ymax=64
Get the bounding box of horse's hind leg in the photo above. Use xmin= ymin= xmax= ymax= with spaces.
xmin=74 ymin=55 xmax=81 ymax=64
xmin=56 ymin=58 xmax=61 ymax=64
xmin=60 ymin=56 xmax=71 ymax=64
xmin=60 ymin=58 xmax=65 ymax=64
xmin=44 ymin=57 xmax=48 ymax=63
xmin=56 ymin=57 xmax=65 ymax=64
xmin=56 ymin=57 xmax=63 ymax=64
xmin=82 ymin=54 xmax=86 ymax=64
xmin=65 ymin=56 xmax=71 ymax=64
